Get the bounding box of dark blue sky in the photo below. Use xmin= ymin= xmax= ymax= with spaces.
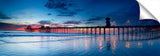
xmin=0 ymin=0 xmax=159 ymax=30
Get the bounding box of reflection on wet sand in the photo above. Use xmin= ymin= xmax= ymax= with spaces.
xmin=138 ymin=42 xmax=142 ymax=48
xmin=118 ymin=31 xmax=159 ymax=41
xmin=112 ymin=35 xmax=116 ymax=50
xmin=125 ymin=42 xmax=130 ymax=48
xmin=85 ymin=38 xmax=89 ymax=50
xmin=0 ymin=30 xmax=160 ymax=56
xmin=98 ymin=35 xmax=102 ymax=51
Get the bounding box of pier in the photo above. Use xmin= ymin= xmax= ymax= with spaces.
xmin=25 ymin=25 xmax=160 ymax=35
xmin=25 ymin=17 xmax=160 ymax=35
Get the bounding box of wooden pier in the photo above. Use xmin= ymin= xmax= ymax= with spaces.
xmin=25 ymin=25 xmax=160 ymax=35
xmin=25 ymin=17 xmax=160 ymax=35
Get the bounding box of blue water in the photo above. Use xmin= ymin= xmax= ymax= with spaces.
xmin=0 ymin=31 xmax=160 ymax=56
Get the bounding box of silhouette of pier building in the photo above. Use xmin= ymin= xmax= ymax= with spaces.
xmin=26 ymin=25 xmax=33 ymax=31
xmin=39 ymin=26 xmax=45 ymax=32
xmin=106 ymin=17 xmax=111 ymax=27
xmin=25 ymin=17 xmax=160 ymax=34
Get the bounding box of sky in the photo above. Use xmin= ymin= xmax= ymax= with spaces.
xmin=0 ymin=0 xmax=159 ymax=30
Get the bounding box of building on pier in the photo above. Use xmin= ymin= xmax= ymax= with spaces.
xmin=105 ymin=17 xmax=111 ymax=27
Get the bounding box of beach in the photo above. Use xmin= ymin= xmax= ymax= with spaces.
xmin=0 ymin=31 xmax=160 ymax=56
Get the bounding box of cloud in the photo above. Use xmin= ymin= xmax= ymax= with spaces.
xmin=45 ymin=0 xmax=78 ymax=16
xmin=45 ymin=0 xmax=66 ymax=9
xmin=44 ymin=0 xmax=55 ymax=9
xmin=47 ymin=13 xmax=52 ymax=15
xmin=0 ymin=12 xmax=11 ymax=19
xmin=87 ymin=17 xmax=104 ymax=21
xmin=0 ymin=22 xmax=26 ymax=30
xmin=85 ymin=21 xmax=95 ymax=24
xmin=63 ymin=21 xmax=81 ymax=24
xmin=57 ymin=14 xmax=74 ymax=17
xmin=74 ymin=9 xmax=84 ymax=11
xmin=38 ymin=20 xmax=51 ymax=24
xmin=50 ymin=23 xmax=62 ymax=27
xmin=44 ymin=0 xmax=76 ymax=10
xmin=57 ymin=10 xmax=77 ymax=17
xmin=38 ymin=20 xmax=66 ymax=27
